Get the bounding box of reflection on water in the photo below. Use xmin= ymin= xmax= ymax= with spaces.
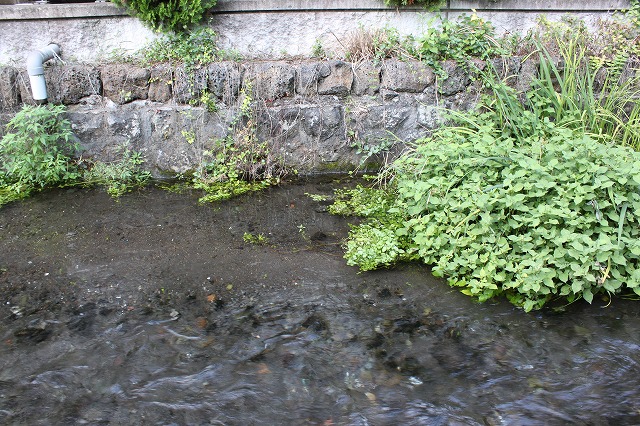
xmin=0 ymin=181 xmax=639 ymax=425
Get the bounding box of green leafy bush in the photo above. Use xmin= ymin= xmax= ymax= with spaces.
xmin=112 ymin=0 xmax=217 ymax=33
xmin=0 ymin=105 xmax=152 ymax=207
xmin=407 ymin=13 xmax=511 ymax=77
xmin=141 ymin=27 xmax=234 ymax=67
xmin=0 ymin=105 xmax=79 ymax=198
xmin=341 ymin=117 xmax=640 ymax=311
xmin=334 ymin=19 xmax=640 ymax=309
xmin=383 ymin=0 xmax=444 ymax=9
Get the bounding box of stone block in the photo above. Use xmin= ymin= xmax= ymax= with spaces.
xmin=148 ymin=64 xmax=173 ymax=103
xmin=207 ymin=61 xmax=244 ymax=104
xmin=19 ymin=65 xmax=102 ymax=105
xmin=381 ymin=89 xmax=399 ymax=101
xmin=300 ymin=105 xmax=345 ymax=141
xmin=417 ymin=104 xmax=443 ymax=129
xmin=0 ymin=67 xmax=20 ymax=111
xmin=101 ymin=64 xmax=150 ymax=105
xmin=437 ymin=61 xmax=472 ymax=96
xmin=244 ymin=62 xmax=295 ymax=100
xmin=296 ymin=62 xmax=331 ymax=96
xmin=382 ymin=60 xmax=434 ymax=93
xmin=142 ymin=105 xmax=227 ymax=174
xmin=352 ymin=61 xmax=381 ymax=96
xmin=515 ymin=57 xmax=539 ymax=94
xmin=254 ymin=105 xmax=302 ymax=150
xmin=173 ymin=65 xmax=208 ymax=104
xmin=490 ymin=56 xmax=522 ymax=87
xmin=105 ymin=100 xmax=143 ymax=142
xmin=66 ymin=106 xmax=109 ymax=157
xmin=318 ymin=61 xmax=353 ymax=96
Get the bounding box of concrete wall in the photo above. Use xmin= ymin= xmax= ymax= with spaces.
xmin=210 ymin=0 xmax=630 ymax=58
xmin=0 ymin=3 xmax=154 ymax=65
xmin=0 ymin=0 xmax=630 ymax=64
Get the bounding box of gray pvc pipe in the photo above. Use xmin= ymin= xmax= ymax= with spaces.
xmin=26 ymin=44 xmax=61 ymax=104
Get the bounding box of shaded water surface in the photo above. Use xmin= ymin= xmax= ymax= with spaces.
xmin=1 ymin=180 xmax=639 ymax=425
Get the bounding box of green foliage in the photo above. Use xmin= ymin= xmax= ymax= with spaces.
xmin=344 ymin=222 xmax=405 ymax=271
xmin=311 ymin=39 xmax=326 ymax=59
xmin=383 ymin=0 xmax=444 ymax=9
xmin=330 ymin=186 xmax=408 ymax=271
xmin=0 ymin=105 xmax=79 ymax=200
xmin=0 ymin=105 xmax=152 ymax=207
xmin=341 ymin=13 xmax=509 ymax=66
xmin=0 ymin=186 xmax=27 ymax=207
xmin=329 ymin=186 xmax=395 ymax=217
xmin=193 ymin=84 xmax=288 ymax=203
xmin=193 ymin=90 xmax=218 ymax=113
xmin=340 ymin=117 xmax=640 ymax=310
xmin=243 ymin=232 xmax=268 ymax=245
xmin=483 ymin=21 xmax=640 ymax=149
xmin=141 ymin=27 xmax=236 ymax=68
xmin=409 ymin=13 xmax=510 ymax=77
xmin=529 ymin=45 xmax=640 ymax=149
xmin=111 ymin=0 xmax=217 ymax=33
xmin=525 ymin=15 xmax=640 ymax=70
xmin=351 ymin=136 xmax=398 ymax=165
xmin=82 ymin=144 xmax=152 ymax=198
xmin=626 ymin=0 xmax=640 ymax=28
xmin=141 ymin=27 xmax=237 ymax=108
xmin=333 ymin=21 xmax=640 ymax=310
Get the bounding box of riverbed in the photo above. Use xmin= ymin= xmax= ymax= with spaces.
xmin=1 ymin=180 xmax=639 ymax=425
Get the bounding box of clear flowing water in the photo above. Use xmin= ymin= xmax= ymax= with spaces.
xmin=0 ymin=179 xmax=639 ymax=425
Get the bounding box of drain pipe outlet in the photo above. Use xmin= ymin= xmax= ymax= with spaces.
xmin=27 ymin=44 xmax=61 ymax=104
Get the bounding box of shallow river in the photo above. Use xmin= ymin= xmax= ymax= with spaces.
xmin=1 ymin=179 xmax=639 ymax=425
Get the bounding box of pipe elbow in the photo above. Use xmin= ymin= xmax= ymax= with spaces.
xmin=27 ymin=44 xmax=61 ymax=76
xmin=26 ymin=44 xmax=61 ymax=103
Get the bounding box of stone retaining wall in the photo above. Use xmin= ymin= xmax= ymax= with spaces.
xmin=0 ymin=0 xmax=632 ymax=174
xmin=1 ymin=58 xmax=526 ymax=174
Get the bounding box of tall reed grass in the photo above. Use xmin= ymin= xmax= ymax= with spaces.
xmin=484 ymin=30 xmax=640 ymax=149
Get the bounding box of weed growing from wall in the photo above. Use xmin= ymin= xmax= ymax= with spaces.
xmin=193 ymin=84 xmax=289 ymax=203
xmin=339 ymin=14 xmax=511 ymax=78
xmin=141 ymin=27 xmax=237 ymax=67
xmin=383 ymin=0 xmax=444 ymax=9
xmin=409 ymin=13 xmax=510 ymax=77
xmin=523 ymin=15 xmax=640 ymax=68
xmin=342 ymin=26 xmax=411 ymax=63
xmin=141 ymin=27 xmax=238 ymax=109
xmin=111 ymin=0 xmax=217 ymax=33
